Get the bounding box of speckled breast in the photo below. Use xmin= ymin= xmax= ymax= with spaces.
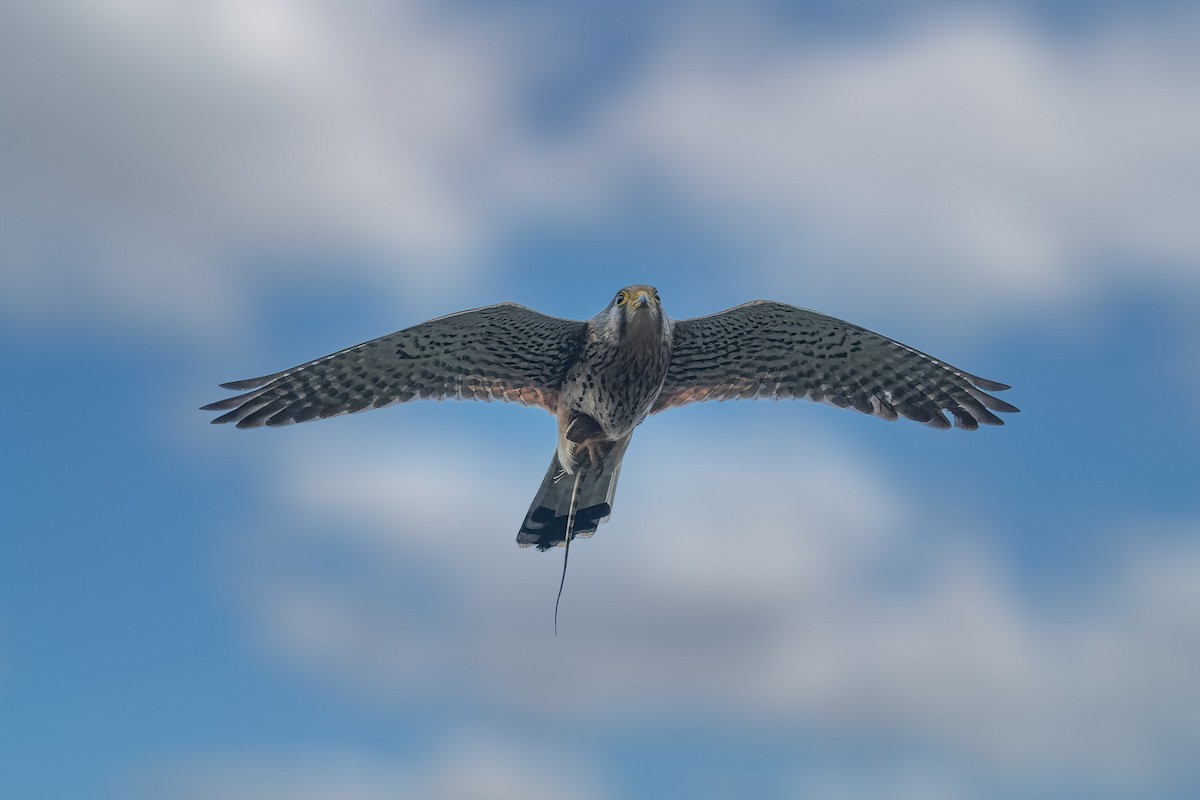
xmin=564 ymin=325 xmax=673 ymax=438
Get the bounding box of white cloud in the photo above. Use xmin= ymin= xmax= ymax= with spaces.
xmin=143 ymin=728 xmax=607 ymax=800
xmin=224 ymin=425 xmax=1200 ymax=790
xmin=4 ymin=4 xmax=1198 ymax=339
xmin=585 ymin=10 xmax=1200 ymax=325
xmin=0 ymin=0 xmax=531 ymax=335
xmin=790 ymin=762 xmax=979 ymax=800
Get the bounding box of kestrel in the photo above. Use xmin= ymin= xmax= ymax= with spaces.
xmin=204 ymin=286 xmax=1018 ymax=551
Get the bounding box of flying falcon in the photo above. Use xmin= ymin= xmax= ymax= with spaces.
xmin=203 ymin=286 xmax=1017 ymax=551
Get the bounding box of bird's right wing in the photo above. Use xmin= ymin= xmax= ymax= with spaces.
xmin=654 ymin=301 xmax=1017 ymax=429
xmin=202 ymin=304 xmax=586 ymax=428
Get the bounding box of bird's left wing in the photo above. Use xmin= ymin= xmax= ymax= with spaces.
xmin=203 ymin=303 xmax=586 ymax=428
xmin=654 ymin=301 xmax=1017 ymax=429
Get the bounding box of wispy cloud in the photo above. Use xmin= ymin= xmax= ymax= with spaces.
xmin=143 ymin=727 xmax=607 ymax=800
xmin=225 ymin=427 xmax=1200 ymax=792
xmin=0 ymin=0 xmax=530 ymax=334
xmin=4 ymin=3 xmax=1198 ymax=337
xmin=583 ymin=9 xmax=1200 ymax=324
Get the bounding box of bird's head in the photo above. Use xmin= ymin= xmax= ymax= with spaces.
xmin=595 ymin=284 xmax=666 ymax=343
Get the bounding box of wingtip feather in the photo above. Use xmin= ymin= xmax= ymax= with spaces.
xmin=970 ymin=375 xmax=1011 ymax=392
xmin=200 ymin=396 xmax=246 ymax=411
xmin=219 ymin=373 xmax=281 ymax=391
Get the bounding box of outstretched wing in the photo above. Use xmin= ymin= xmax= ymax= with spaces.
xmin=654 ymin=301 xmax=1018 ymax=429
xmin=203 ymin=303 xmax=586 ymax=428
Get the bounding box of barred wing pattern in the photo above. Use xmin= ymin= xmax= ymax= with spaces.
xmin=203 ymin=304 xmax=587 ymax=428
xmin=654 ymin=301 xmax=1018 ymax=429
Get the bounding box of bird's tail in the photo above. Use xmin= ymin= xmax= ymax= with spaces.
xmin=517 ymin=437 xmax=631 ymax=550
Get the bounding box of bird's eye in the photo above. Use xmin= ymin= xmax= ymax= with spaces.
xmin=615 ymin=291 xmax=627 ymax=305
xmin=652 ymin=289 xmax=660 ymax=302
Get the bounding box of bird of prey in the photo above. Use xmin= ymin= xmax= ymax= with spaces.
xmin=203 ymin=285 xmax=1017 ymax=552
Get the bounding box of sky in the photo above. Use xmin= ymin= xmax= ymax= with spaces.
xmin=2 ymin=1 xmax=1198 ymax=798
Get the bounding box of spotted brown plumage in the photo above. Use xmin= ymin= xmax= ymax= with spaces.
xmin=201 ymin=304 xmax=587 ymax=427
xmin=654 ymin=301 xmax=1018 ymax=429
xmin=204 ymin=286 xmax=1017 ymax=550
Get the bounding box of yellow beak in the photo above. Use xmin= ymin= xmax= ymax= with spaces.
xmin=633 ymin=290 xmax=651 ymax=308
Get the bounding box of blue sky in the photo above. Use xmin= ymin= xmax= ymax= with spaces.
xmin=2 ymin=1 xmax=1199 ymax=798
